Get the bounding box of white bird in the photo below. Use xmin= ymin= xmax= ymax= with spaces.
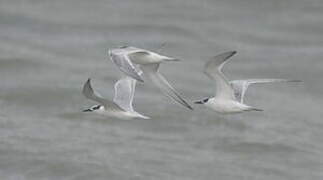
xmin=82 ymin=76 xmax=150 ymax=119
xmin=194 ymin=51 xmax=300 ymax=114
xmin=109 ymin=46 xmax=193 ymax=110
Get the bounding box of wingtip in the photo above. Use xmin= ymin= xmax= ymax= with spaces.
xmin=85 ymin=78 xmax=92 ymax=87
xmin=83 ymin=78 xmax=94 ymax=96
xmin=228 ymin=50 xmax=237 ymax=57
xmin=209 ymin=50 xmax=238 ymax=66
xmin=252 ymin=108 xmax=264 ymax=112
xmin=216 ymin=51 xmax=237 ymax=58
xmin=137 ymin=78 xmax=145 ymax=83
xmin=184 ymin=103 xmax=194 ymax=110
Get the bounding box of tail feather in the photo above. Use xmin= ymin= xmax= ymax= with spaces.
xmin=164 ymin=58 xmax=180 ymax=62
xmin=250 ymin=107 xmax=264 ymax=111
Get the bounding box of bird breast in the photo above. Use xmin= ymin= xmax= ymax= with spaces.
xmin=206 ymin=99 xmax=246 ymax=114
xmin=130 ymin=53 xmax=163 ymax=65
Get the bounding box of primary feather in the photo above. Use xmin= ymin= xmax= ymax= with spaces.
xmin=204 ymin=51 xmax=237 ymax=100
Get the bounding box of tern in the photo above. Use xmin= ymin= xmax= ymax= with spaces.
xmin=82 ymin=76 xmax=150 ymax=119
xmin=109 ymin=46 xmax=193 ymax=110
xmin=194 ymin=51 xmax=300 ymax=114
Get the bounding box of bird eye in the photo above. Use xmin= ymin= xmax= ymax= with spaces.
xmin=203 ymin=98 xmax=209 ymax=103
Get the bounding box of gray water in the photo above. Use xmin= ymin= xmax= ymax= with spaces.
xmin=0 ymin=0 xmax=323 ymax=179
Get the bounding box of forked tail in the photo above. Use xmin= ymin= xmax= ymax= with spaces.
xmin=163 ymin=57 xmax=180 ymax=62
xmin=249 ymin=107 xmax=264 ymax=112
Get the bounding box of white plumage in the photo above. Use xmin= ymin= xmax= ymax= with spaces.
xmin=195 ymin=51 xmax=300 ymax=114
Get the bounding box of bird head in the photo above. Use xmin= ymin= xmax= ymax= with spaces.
xmin=194 ymin=98 xmax=210 ymax=105
xmin=82 ymin=105 xmax=102 ymax=112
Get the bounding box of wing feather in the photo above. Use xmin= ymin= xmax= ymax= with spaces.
xmin=204 ymin=51 xmax=237 ymax=100
xmin=113 ymin=76 xmax=136 ymax=112
xmin=230 ymin=79 xmax=301 ymax=103
xmin=109 ymin=49 xmax=144 ymax=82
xmin=141 ymin=64 xmax=193 ymax=110
xmin=82 ymin=78 xmax=123 ymax=111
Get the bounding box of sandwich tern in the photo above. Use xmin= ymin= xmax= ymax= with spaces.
xmin=194 ymin=51 xmax=300 ymax=114
xmin=82 ymin=76 xmax=150 ymax=119
xmin=109 ymin=46 xmax=193 ymax=110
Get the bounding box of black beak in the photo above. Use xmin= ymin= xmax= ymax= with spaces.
xmin=194 ymin=100 xmax=203 ymax=104
xmin=82 ymin=109 xmax=92 ymax=112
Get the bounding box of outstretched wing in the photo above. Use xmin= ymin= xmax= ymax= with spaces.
xmin=204 ymin=51 xmax=237 ymax=100
xmin=109 ymin=49 xmax=144 ymax=82
xmin=113 ymin=76 xmax=137 ymax=112
xmin=230 ymin=79 xmax=301 ymax=103
xmin=82 ymin=78 xmax=123 ymax=111
xmin=141 ymin=63 xmax=193 ymax=110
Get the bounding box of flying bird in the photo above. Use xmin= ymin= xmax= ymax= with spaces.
xmin=82 ymin=77 xmax=149 ymax=119
xmin=109 ymin=46 xmax=193 ymax=110
xmin=194 ymin=51 xmax=300 ymax=114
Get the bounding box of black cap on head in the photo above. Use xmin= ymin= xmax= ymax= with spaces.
xmin=82 ymin=105 xmax=101 ymax=112
xmin=82 ymin=108 xmax=92 ymax=112
xmin=194 ymin=98 xmax=209 ymax=104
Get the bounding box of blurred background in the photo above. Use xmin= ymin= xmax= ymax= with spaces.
xmin=0 ymin=0 xmax=322 ymax=179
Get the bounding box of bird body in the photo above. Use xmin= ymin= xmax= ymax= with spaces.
xmin=203 ymin=98 xmax=258 ymax=114
xmin=129 ymin=50 xmax=178 ymax=64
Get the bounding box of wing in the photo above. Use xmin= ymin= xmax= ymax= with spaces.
xmin=230 ymin=79 xmax=301 ymax=103
xmin=109 ymin=49 xmax=144 ymax=82
xmin=141 ymin=63 xmax=193 ymax=110
xmin=113 ymin=76 xmax=136 ymax=112
xmin=127 ymin=51 xmax=152 ymax=64
xmin=82 ymin=78 xmax=123 ymax=111
xmin=229 ymin=80 xmax=247 ymax=103
xmin=204 ymin=51 xmax=237 ymax=100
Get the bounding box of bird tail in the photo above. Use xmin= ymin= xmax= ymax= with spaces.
xmin=250 ymin=107 xmax=264 ymax=112
xmin=163 ymin=57 xmax=180 ymax=62
xmin=159 ymin=55 xmax=180 ymax=62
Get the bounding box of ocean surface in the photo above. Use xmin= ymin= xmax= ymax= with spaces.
xmin=0 ymin=0 xmax=322 ymax=179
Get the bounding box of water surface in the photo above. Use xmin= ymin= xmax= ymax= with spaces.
xmin=0 ymin=0 xmax=322 ymax=179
